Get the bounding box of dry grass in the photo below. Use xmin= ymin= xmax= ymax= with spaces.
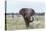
xmin=6 ymin=15 xmax=45 ymax=30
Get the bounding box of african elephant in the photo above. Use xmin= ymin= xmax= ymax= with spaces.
xmin=19 ymin=8 xmax=35 ymax=28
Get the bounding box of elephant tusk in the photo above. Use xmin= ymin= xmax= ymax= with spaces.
xmin=30 ymin=16 xmax=34 ymax=22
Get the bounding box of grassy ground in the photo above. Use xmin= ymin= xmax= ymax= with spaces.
xmin=6 ymin=15 xmax=45 ymax=30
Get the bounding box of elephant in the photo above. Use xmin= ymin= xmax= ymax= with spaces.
xmin=19 ymin=8 xmax=35 ymax=28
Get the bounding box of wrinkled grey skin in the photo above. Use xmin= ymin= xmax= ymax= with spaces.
xmin=19 ymin=8 xmax=35 ymax=28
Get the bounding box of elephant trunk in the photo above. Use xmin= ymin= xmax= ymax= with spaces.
xmin=23 ymin=16 xmax=34 ymax=28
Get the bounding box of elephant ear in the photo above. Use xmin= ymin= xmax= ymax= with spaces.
xmin=19 ymin=8 xmax=25 ymax=16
